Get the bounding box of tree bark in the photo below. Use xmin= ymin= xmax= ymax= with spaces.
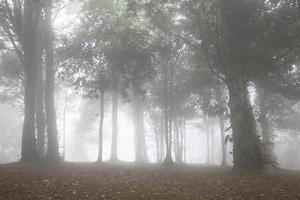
xmin=45 ymin=0 xmax=59 ymax=162
xmin=163 ymin=63 xmax=172 ymax=163
xmin=132 ymin=89 xmax=148 ymax=163
xmin=36 ymin=57 xmax=46 ymax=160
xmin=219 ymin=114 xmax=227 ymax=166
xmin=21 ymin=0 xmax=41 ymax=162
xmin=110 ymin=88 xmax=119 ymax=161
xmin=97 ymin=91 xmax=105 ymax=163
xmin=205 ymin=116 xmax=210 ymax=165
xmin=211 ymin=124 xmax=215 ymax=165
xmin=227 ymin=76 xmax=264 ymax=171
xmin=256 ymin=83 xmax=273 ymax=157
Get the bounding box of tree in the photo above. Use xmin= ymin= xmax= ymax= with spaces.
xmin=45 ymin=0 xmax=60 ymax=162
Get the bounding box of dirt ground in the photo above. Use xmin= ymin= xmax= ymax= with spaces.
xmin=0 ymin=162 xmax=299 ymax=200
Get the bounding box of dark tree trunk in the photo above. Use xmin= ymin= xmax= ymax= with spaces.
xmin=21 ymin=0 xmax=41 ymax=162
xmin=36 ymin=58 xmax=46 ymax=160
xmin=45 ymin=0 xmax=59 ymax=162
xmin=97 ymin=91 xmax=105 ymax=163
xmin=227 ymin=76 xmax=264 ymax=171
xmin=110 ymin=88 xmax=119 ymax=161
xmin=21 ymin=64 xmax=38 ymax=162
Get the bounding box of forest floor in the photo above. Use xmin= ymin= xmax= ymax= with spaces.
xmin=0 ymin=162 xmax=300 ymax=200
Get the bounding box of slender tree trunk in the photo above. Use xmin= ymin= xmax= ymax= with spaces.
xmin=140 ymin=107 xmax=149 ymax=162
xmin=216 ymin=81 xmax=227 ymax=166
xmin=179 ymin=119 xmax=184 ymax=163
xmin=256 ymin=84 xmax=273 ymax=156
xmin=63 ymin=92 xmax=67 ymax=161
xmin=45 ymin=0 xmax=59 ymax=162
xmin=183 ymin=120 xmax=187 ymax=163
xmin=36 ymin=58 xmax=46 ymax=160
xmin=163 ymin=63 xmax=172 ymax=163
xmin=97 ymin=91 xmax=105 ymax=163
xmin=219 ymin=114 xmax=227 ymax=166
xmin=154 ymin=115 xmax=161 ymax=162
xmin=133 ymin=92 xmax=143 ymax=162
xmin=159 ymin=112 xmax=165 ymax=162
xmin=227 ymin=76 xmax=264 ymax=171
xmin=205 ymin=116 xmax=210 ymax=165
xmin=211 ymin=124 xmax=215 ymax=165
xmin=110 ymin=88 xmax=119 ymax=161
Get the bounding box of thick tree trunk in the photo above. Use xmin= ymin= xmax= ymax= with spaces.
xmin=110 ymin=88 xmax=119 ymax=161
xmin=36 ymin=58 xmax=46 ymax=160
xmin=21 ymin=65 xmax=38 ymax=162
xmin=97 ymin=91 xmax=105 ymax=163
xmin=228 ymin=76 xmax=264 ymax=171
xmin=45 ymin=0 xmax=59 ymax=162
xmin=21 ymin=0 xmax=40 ymax=162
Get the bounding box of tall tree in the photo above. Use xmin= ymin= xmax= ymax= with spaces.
xmin=45 ymin=0 xmax=60 ymax=162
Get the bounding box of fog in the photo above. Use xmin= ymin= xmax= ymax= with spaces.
xmin=1 ymin=1 xmax=300 ymax=199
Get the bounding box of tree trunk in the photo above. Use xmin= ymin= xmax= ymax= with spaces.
xmin=227 ymin=76 xmax=264 ymax=171
xmin=97 ymin=91 xmax=105 ymax=163
xmin=45 ymin=0 xmax=59 ymax=162
xmin=63 ymin=92 xmax=67 ymax=160
xmin=132 ymin=89 xmax=148 ymax=163
xmin=21 ymin=65 xmax=38 ymax=162
xmin=110 ymin=88 xmax=119 ymax=161
xmin=216 ymin=81 xmax=227 ymax=166
xmin=163 ymin=63 xmax=172 ymax=163
xmin=211 ymin=124 xmax=215 ymax=165
xmin=36 ymin=58 xmax=46 ymax=160
xmin=21 ymin=0 xmax=40 ymax=162
xmin=183 ymin=120 xmax=187 ymax=163
xmin=219 ymin=114 xmax=227 ymax=166
xmin=205 ymin=116 xmax=210 ymax=165
xmin=159 ymin=112 xmax=165 ymax=162
xmin=256 ymin=84 xmax=273 ymax=156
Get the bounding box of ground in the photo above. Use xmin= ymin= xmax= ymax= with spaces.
xmin=0 ymin=163 xmax=300 ymax=200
